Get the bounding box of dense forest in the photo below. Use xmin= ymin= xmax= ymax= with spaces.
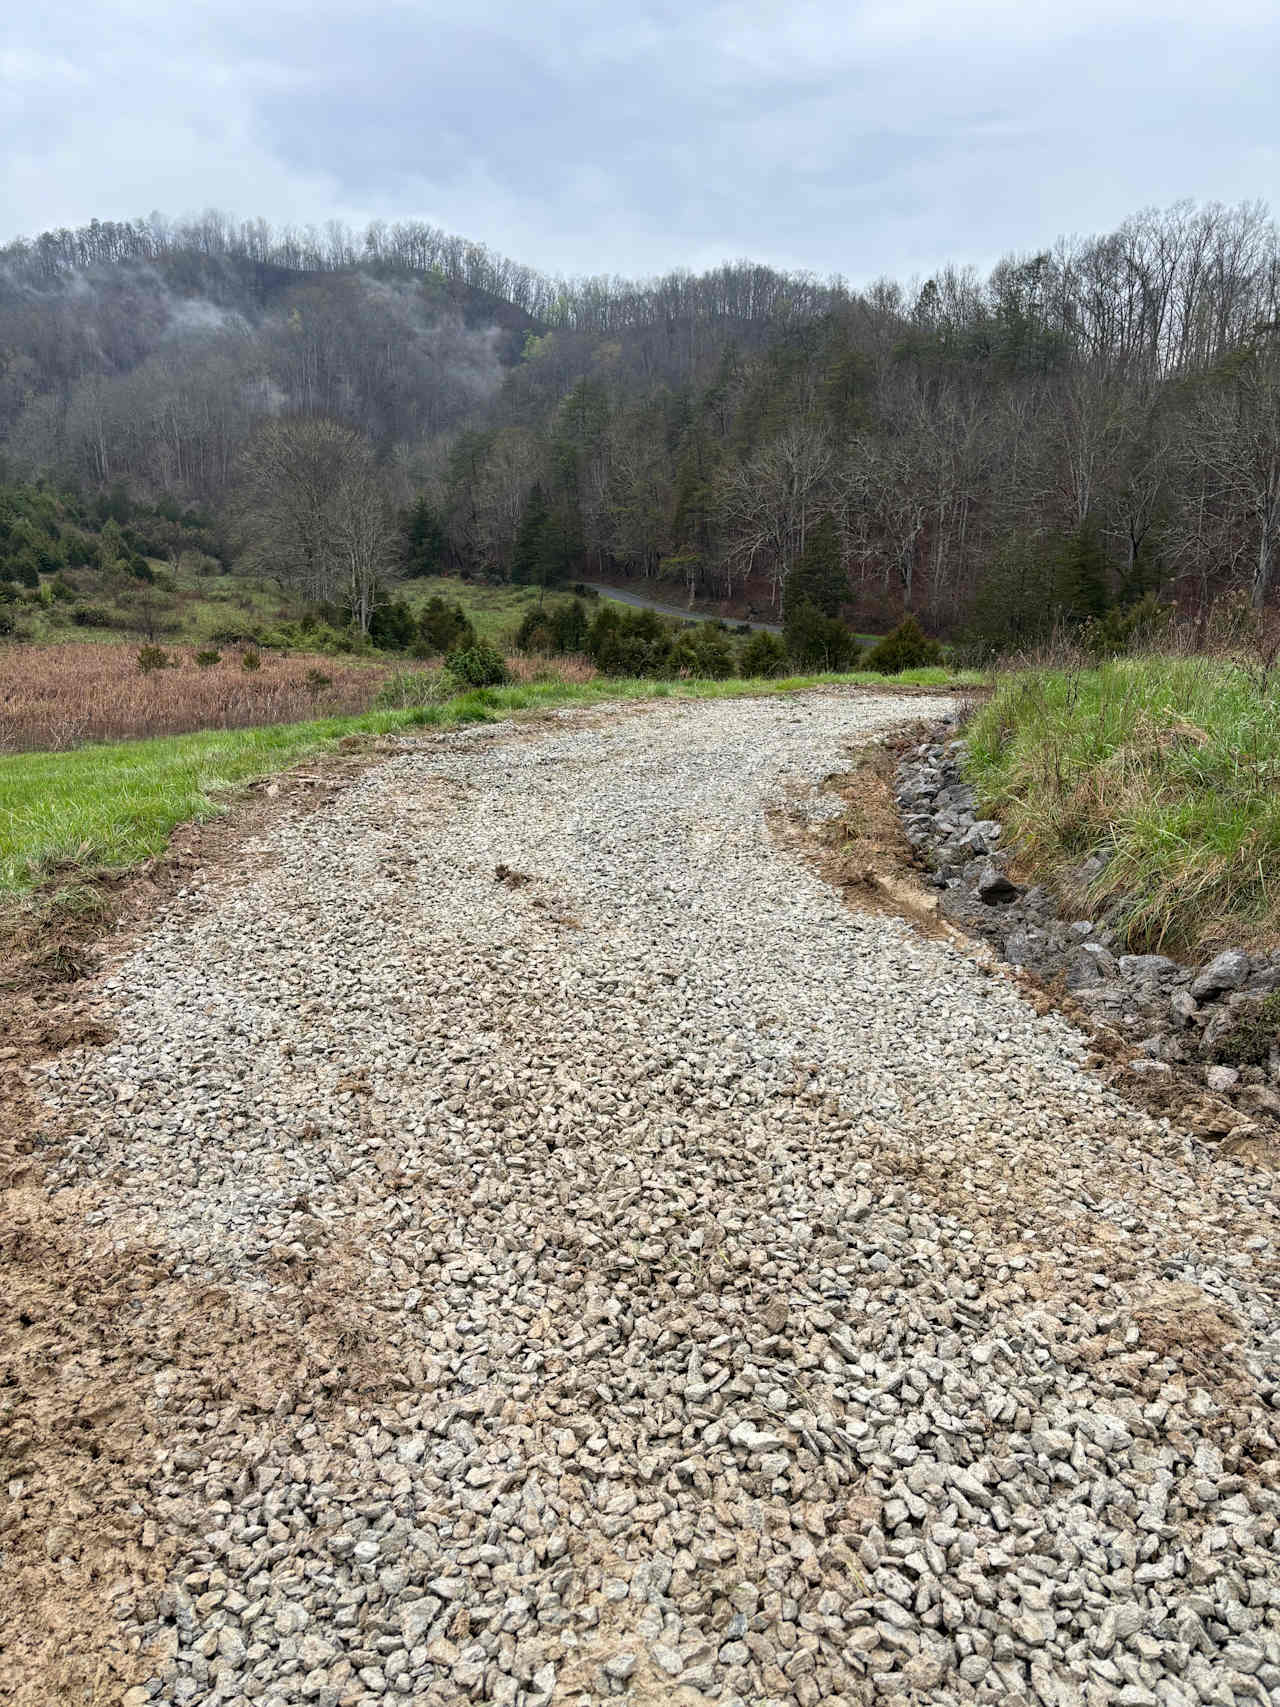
xmin=2 ymin=201 xmax=1277 ymax=646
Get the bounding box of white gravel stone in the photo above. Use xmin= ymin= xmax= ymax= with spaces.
xmin=32 ymin=693 xmax=1280 ymax=1706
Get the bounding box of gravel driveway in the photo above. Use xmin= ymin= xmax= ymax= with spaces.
xmin=36 ymin=693 xmax=1280 ymax=1707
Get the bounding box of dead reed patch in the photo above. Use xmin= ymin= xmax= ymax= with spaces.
xmin=0 ymin=645 xmax=400 ymax=750
xmin=0 ymin=645 xmax=602 ymax=751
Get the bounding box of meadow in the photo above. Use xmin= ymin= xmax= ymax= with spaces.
xmin=399 ymin=576 xmax=569 ymax=641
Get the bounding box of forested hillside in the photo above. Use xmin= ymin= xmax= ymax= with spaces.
xmin=2 ymin=201 xmax=1277 ymax=643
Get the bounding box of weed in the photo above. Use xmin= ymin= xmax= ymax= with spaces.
xmin=373 ymin=668 xmax=452 ymax=710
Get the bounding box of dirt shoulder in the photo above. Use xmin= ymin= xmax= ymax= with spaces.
xmin=0 ymin=736 xmax=407 ymax=1705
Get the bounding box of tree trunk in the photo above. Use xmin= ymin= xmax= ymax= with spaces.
xmin=1252 ymin=466 xmax=1278 ymax=610
xmin=1253 ymin=528 xmax=1273 ymax=610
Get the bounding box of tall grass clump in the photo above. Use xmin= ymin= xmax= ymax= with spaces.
xmin=372 ymin=667 xmax=453 ymax=711
xmin=966 ymin=654 xmax=1280 ymax=955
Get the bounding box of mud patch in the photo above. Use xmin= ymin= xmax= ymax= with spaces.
xmin=0 ymin=1168 xmax=405 ymax=1705
xmin=774 ymin=733 xmax=979 ymax=951
xmin=1078 ymin=1283 xmax=1274 ymax=1475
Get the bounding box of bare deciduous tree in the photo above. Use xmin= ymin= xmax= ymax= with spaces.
xmin=715 ymin=424 xmax=834 ymax=605
xmin=235 ymin=417 xmax=397 ymax=630
xmin=1175 ymin=344 xmax=1280 ymax=608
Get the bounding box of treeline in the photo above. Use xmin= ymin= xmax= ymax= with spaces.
xmin=2 ymin=200 xmax=1278 ymax=645
xmin=0 ymin=261 xmax=520 ymax=489
xmin=0 ymin=212 xmax=559 ymax=320
xmin=0 ymin=210 xmax=841 ymax=332
xmin=423 ymin=200 xmax=1280 ymax=642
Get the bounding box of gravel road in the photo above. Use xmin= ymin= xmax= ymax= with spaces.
xmin=35 ymin=693 xmax=1280 ymax=1707
xmin=582 ymin=585 xmax=783 ymax=634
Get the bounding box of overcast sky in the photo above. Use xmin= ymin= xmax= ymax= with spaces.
xmin=4 ymin=0 xmax=1276 ymax=284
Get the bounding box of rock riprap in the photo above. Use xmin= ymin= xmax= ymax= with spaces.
xmin=36 ymin=695 xmax=1280 ymax=1707
xmin=897 ymin=730 xmax=1280 ymax=1145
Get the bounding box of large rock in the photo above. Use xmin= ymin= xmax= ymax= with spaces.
xmin=976 ymin=860 xmax=1020 ymax=904
xmin=1066 ymin=943 xmax=1118 ymax=989
xmin=1190 ymin=949 xmax=1251 ymax=1002
xmin=961 ymin=820 xmax=1003 ymax=855
xmin=1118 ymin=954 xmax=1180 ymax=984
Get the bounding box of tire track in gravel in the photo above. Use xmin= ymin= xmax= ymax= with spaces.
xmin=18 ymin=692 xmax=1280 ymax=1707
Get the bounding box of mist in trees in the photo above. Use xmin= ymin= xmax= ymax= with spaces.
xmin=2 ymin=197 xmax=1278 ymax=644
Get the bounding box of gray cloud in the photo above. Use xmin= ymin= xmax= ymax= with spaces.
xmin=3 ymin=0 xmax=1276 ymax=284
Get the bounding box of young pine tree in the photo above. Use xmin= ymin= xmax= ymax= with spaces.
xmin=401 ymin=497 xmax=445 ymax=578
xmin=785 ymin=515 xmax=846 ymax=618
xmin=1054 ymin=523 xmax=1110 ymax=625
xmin=511 ymin=485 xmax=551 ymax=586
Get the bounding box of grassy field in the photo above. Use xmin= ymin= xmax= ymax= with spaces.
xmin=14 ymin=561 xmax=299 ymax=647
xmin=0 ymin=666 xmax=973 ymax=893
xmin=18 ymin=563 xmax=887 ymax=659
xmin=966 ymin=654 xmax=1280 ymax=956
xmin=399 ymin=576 xmax=560 ymax=642
xmin=19 ymin=566 xmax=633 ymax=652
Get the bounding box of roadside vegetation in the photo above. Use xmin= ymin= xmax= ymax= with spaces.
xmin=966 ymin=649 xmax=1280 ymax=956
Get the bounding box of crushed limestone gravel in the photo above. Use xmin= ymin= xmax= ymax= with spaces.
xmin=34 ymin=693 xmax=1280 ymax=1707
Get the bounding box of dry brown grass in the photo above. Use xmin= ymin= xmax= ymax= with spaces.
xmin=0 ymin=644 xmax=402 ymax=751
xmin=505 ymin=653 xmax=599 ymax=686
xmin=0 ymin=646 xmax=604 ymax=752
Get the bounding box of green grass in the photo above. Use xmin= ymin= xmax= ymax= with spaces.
xmin=401 ymin=577 xmax=890 ymax=648
xmin=0 ymin=667 xmax=977 ymax=892
xmin=400 ymin=577 xmax=555 ymax=642
xmin=16 ymin=560 xmax=303 ymax=648
xmin=0 ymin=713 xmax=400 ymax=889
xmin=966 ymin=654 xmax=1280 ymax=955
